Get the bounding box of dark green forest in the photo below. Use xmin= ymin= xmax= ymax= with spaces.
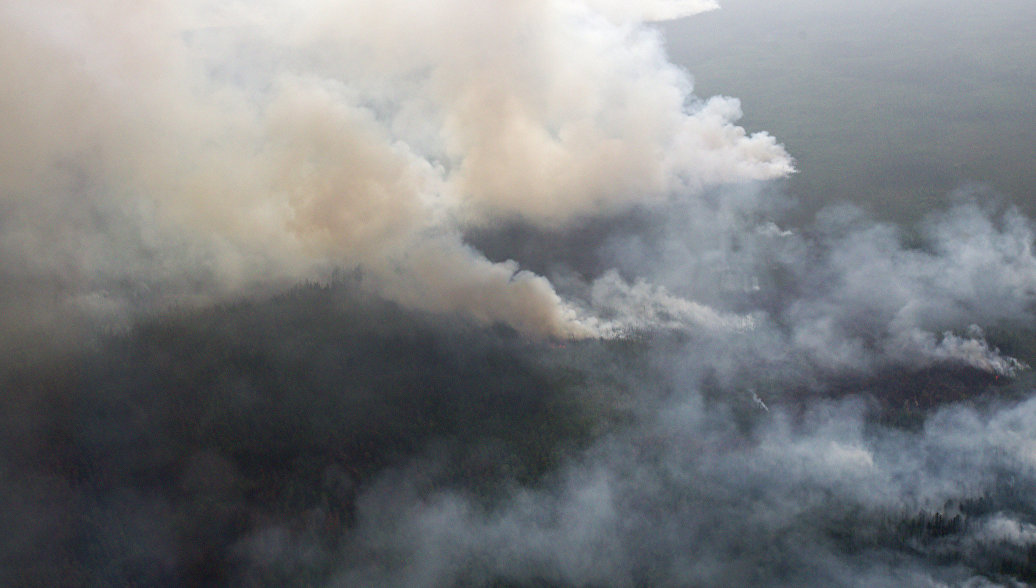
xmin=2 ymin=280 xmax=1034 ymax=586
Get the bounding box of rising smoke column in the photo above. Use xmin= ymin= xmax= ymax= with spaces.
xmin=0 ymin=0 xmax=791 ymax=341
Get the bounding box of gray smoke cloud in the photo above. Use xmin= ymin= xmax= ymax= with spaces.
xmin=277 ymin=181 xmax=1036 ymax=584
xmin=328 ymin=394 xmax=1036 ymax=587
xmin=210 ymin=183 xmax=1036 ymax=585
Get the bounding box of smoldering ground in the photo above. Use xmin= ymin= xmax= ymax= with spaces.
xmin=2 ymin=0 xmax=1036 ymax=586
xmin=4 ymin=193 xmax=1035 ymax=586
xmin=4 ymin=222 xmax=1036 ymax=586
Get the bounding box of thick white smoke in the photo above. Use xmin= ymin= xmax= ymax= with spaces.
xmin=0 ymin=0 xmax=791 ymax=340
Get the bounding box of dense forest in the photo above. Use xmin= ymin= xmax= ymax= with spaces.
xmin=2 ymin=280 xmax=1033 ymax=586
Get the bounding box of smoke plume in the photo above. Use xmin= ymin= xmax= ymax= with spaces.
xmin=0 ymin=0 xmax=790 ymax=341
xmin=2 ymin=1 xmax=1035 ymax=586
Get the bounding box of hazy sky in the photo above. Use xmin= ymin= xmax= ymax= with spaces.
xmin=662 ymin=0 xmax=1036 ymax=223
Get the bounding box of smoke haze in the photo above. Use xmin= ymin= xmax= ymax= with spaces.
xmin=2 ymin=0 xmax=1035 ymax=586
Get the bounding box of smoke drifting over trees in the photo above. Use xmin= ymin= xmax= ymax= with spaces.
xmin=1 ymin=1 xmax=1034 ymax=586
